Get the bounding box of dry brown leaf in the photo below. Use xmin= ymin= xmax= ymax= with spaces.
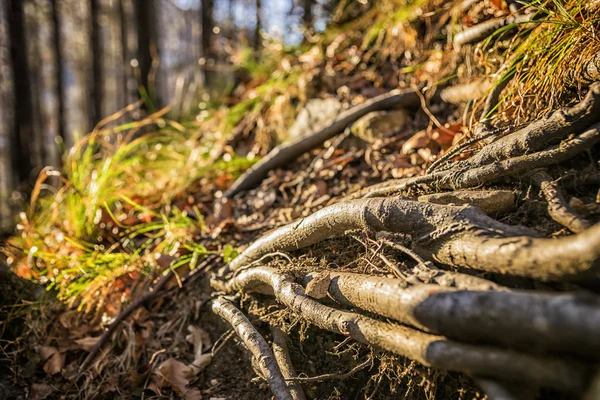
xmin=156 ymin=358 xmax=193 ymax=395
xmin=305 ymin=272 xmax=332 ymax=299
xmin=31 ymin=383 xmax=54 ymax=400
xmin=402 ymin=130 xmax=430 ymax=155
xmin=75 ymin=337 xmax=100 ymax=352
xmin=185 ymin=387 xmax=203 ymax=400
xmin=39 ymin=346 xmax=64 ymax=375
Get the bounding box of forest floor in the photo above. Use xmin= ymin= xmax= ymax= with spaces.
xmin=2 ymin=0 xmax=600 ymax=399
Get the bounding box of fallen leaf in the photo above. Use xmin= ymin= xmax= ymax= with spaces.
xmin=185 ymin=387 xmax=203 ymax=400
xmin=39 ymin=346 xmax=64 ymax=375
xmin=75 ymin=337 xmax=100 ymax=352
xmin=31 ymin=383 xmax=54 ymax=400
xmin=305 ymin=272 xmax=332 ymax=299
xmin=156 ymin=358 xmax=193 ymax=395
xmin=402 ymin=130 xmax=430 ymax=155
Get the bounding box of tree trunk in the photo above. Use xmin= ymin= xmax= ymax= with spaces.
xmin=200 ymin=0 xmax=213 ymax=84
xmin=51 ymin=0 xmax=66 ymax=148
xmin=118 ymin=0 xmax=131 ymax=108
xmin=254 ymin=0 xmax=261 ymax=50
xmin=302 ymin=0 xmax=314 ymax=37
xmin=133 ymin=0 xmax=159 ymax=109
xmin=5 ymin=0 xmax=34 ymax=183
xmin=90 ymin=0 xmax=103 ymax=126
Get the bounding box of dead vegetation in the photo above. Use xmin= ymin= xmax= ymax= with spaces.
xmin=2 ymin=0 xmax=600 ymax=399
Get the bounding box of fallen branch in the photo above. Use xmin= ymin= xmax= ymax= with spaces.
xmin=270 ymin=327 xmax=307 ymax=400
xmin=212 ymin=297 xmax=293 ymax=400
xmin=224 ymin=88 xmax=420 ymax=198
xmin=212 ymin=267 xmax=590 ymax=392
xmin=302 ymin=270 xmax=600 ymax=356
xmin=453 ymin=12 xmax=536 ymax=47
xmin=224 ymin=197 xmax=600 ymax=280
xmin=531 ymin=170 xmax=591 ymax=233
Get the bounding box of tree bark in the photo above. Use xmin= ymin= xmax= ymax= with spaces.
xmin=90 ymin=0 xmax=103 ymax=127
xmin=255 ymin=0 xmax=262 ymax=50
xmin=133 ymin=0 xmax=159 ymax=108
xmin=5 ymin=0 xmax=34 ymax=183
xmin=51 ymin=0 xmax=66 ymax=148
xmin=201 ymin=0 xmax=214 ymax=84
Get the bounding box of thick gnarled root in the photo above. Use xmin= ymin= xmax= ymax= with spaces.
xmin=225 ymin=197 xmax=600 ymax=280
xmin=302 ymin=270 xmax=600 ymax=356
xmin=211 ymin=267 xmax=592 ymax=393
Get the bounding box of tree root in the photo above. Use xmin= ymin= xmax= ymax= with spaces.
xmin=474 ymin=378 xmax=537 ymax=400
xmin=377 ymin=233 xmax=506 ymax=291
xmin=225 ymin=197 xmax=600 ymax=280
xmin=531 ymin=170 xmax=591 ymax=233
xmin=302 ymin=270 xmax=600 ymax=356
xmin=270 ymin=327 xmax=307 ymax=400
xmin=362 ymin=120 xmax=600 ymax=198
xmin=223 ymin=88 xmax=420 ymax=199
xmin=211 ymin=267 xmax=591 ymax=393
xmin=212 ymin=297 xmax=293 ymax=400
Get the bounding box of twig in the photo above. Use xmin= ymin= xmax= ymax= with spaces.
xmin=212 ymin=297 xmax=293 ymax=400
xmin=286 ymin=355 xmax=372 ymax=383
xmin=79 ymin=269 xmax=174 ymax=372
xmin=79 ymin=255 xmax=217 ymax=372
xmin=453 ymin=12 xmax=536 ymax=47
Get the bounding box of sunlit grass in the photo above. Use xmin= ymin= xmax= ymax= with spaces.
xmin=482 ymin=0 xmax=600 ymax=122
xmin=2 ymin=103 xmax=253 ymax=312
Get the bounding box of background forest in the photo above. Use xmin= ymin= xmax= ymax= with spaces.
xmin=0 ymin=0 xmax=332 ymax=234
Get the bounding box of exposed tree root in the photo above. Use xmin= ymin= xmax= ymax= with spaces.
xmin=211 ymin=267 xmax=591 ymax=393
xmin=474 ymin=378 xmax=537 ymax=400
xmin=531 ymin=170 xmax=591 ymax=233
xmin=225 ymin=197 xmax=600 ymax=280
xmin=302 ymin=271 xmax=600 ymax=356
xmin=270 ymin=327 xmax=307 ymax=400
xmin=212 ymin=297 xmax=293 ymax=400
xmin=362 ymin=120 xmax=600 ymax=198
xmin=224 ymin=88 xmax=420 ymax=198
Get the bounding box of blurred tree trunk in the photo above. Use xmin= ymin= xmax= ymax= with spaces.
xmin=302 ymin=0 xmax=314 ymax=37
xmin=118 ymin=0 xmax=130 ymax=108
xmin=90 ymin=0 xmax=103 ymax=125
xmin=5 ymin=0 xmax=34 ymax=183
xmin=200 ymin=0 xmax=213 ymax=84
xmin=134 ymin=0 xmax=159 ymax=109
xmin=51 ymin=0 xmax=66 ymax=147
xmin=26 ymin=6 xmax=44 ymax=169
xmin=254 ymin=0 xmax=261 ymax=50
